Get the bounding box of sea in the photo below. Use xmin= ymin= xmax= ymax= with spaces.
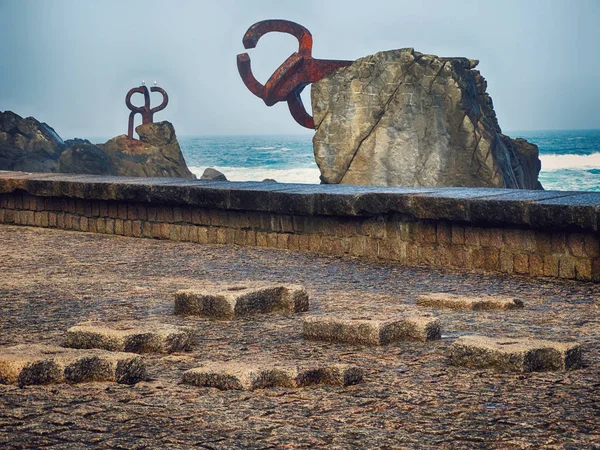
xmin=178 ymin=129 xmax=600 ymax=191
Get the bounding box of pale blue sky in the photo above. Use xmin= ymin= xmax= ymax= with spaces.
xmin=0 ymin=0 xmax=598 ymax=138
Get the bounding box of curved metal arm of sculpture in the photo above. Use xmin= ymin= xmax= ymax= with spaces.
xmin=237 ymin=19 xmax=353 ymax=129
xmin=241 ymin=19 xmax=313 ymax=56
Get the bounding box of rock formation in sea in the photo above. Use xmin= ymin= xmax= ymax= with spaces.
xmin=200 ymin=167 xmax=228 ymax=181
xmin=58 ymin=138 xmax=117 ymax=175
xmin=100 ymin=121 xmax=195 ymax=179
xmin=0 ymin=110 xmax=65 ymax=173
xmin=311 ymin=48 xmax=543 ymax=189
xmin=0 ymin=111 xmax=195 ymax=179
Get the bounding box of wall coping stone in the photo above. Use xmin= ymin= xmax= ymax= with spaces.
xmin=1 ymin=170 xmax=598 ymax=233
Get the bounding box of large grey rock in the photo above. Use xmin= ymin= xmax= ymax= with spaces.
xmin=0 ymin=344 xmax=147 ymax=386
xmin=100 ymin=121 xmax=196 ymax=179
xmin=174 ymin=282 xmax=309 ymax=319
xmin=64 ymin=321 xmax=195 ymax=353
xmin=311 ymin=49 xmax=542 ymax=189
xmin=200 ymin=168 xmax=227 ymax=181
xmin=182 ymin=360 xmax=363 ymax=390
xmin=0 ymin=110 xmax=64 ymax=172
xmin=448 ymin=336 xmax=581 ymax=372
xmin=302 ymin=314 xmax=441 ymax=345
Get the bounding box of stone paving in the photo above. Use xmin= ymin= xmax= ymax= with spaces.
xmin=302 ymin=314 xmax=441 ymax=345
xmin=1 ymin=225 xmax=599 ymax=448
xmin=174 ymin=283 xmax=309 ymax=319
xmin=448 ymin=336 xmax=582 ymax=372
xmin=417 ymin=293 xmax=524 ymax=310
xmin=65 ymin=321 xmax=195 ymax=354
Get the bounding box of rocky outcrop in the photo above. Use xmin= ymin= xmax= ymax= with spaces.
xmin=100 ymin=121 xmax=195 ymax=179
xmin=311 ymin=49 xmax=543 ymax=189
xmin=58 ymin=139 xmax=117 ymax=175
xmin=200 ymin=167 xmax=227 ymax=181
xmin=0 ymin=111 xmax=195 ymax=178
xmin=0 ymin=111 xmax=65 ymax=172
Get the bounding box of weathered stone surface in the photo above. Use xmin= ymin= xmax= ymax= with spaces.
xmin=200 ymin=168 xmax=227 ymax=181
xmin=312 ymin=49 xmax=542 ymax=189
xmin=64 ymin=321 xmax=194 ymax=353
xmin=58 ymin=139 xmax=117 ymax=175
xmin=448 ymin=335 xmax=581 ymax=372
xmin=101 ymin=121 xmax=195 ymax=179
xmin=174 ymin=282 xmax=309 ymax=319
xmin=417 ymin=293 xmax=524 ymax=310
xmin=0 ymin=110 xmax=64 ymax=172
xmin=0 ymin=344 xmax=147 ymax=386
xmin=302 ymin=314 xmax=441 ymax=344
xmin=2 ymin=226 xmax=600 ymax=447
xmin=181 ymin=360 xmax=363 ymax=390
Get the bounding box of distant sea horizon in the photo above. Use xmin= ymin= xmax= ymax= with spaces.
xmin=88 ymin=129 xmax=600 ymax=191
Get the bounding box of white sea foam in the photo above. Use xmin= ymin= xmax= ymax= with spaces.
xmin=190 ymin=166 xmax=322 ymax=184
xmin=540 ymin=153 xmax=600 ymax=170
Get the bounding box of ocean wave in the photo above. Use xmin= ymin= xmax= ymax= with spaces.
xmin=540 ymin=153 xmax=600 ymax=170
xmin=189 ymin=166 xmax=322 ymax=184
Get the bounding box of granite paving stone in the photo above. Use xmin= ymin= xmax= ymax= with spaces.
xmin=448 ymin=335 xmax=581 ymax=372
xmin=302 ymin=314 xmax=441 ymax=345
xmin=182 ymin=360 xmax=363 ymax=390
xmin=174 ymin=282 xmax=309 ymax=319
xmin=417 ymin=293 xmax=524 ymax=310
xmin=0 ymin=344 xmax=147 ymax=386
xmin=64 ymin=321 xmax=195 ymax=353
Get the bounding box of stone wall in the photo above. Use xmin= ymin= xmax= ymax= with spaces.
xmin=0 ymin=171 xmax=599 ymax=281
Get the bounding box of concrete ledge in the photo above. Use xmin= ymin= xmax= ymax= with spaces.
xmin=0 ymin=171 xmax=598 ymax=231
xmin=0 ymin=344 xmax=147 ymax=386
xmin=1 ymin=171 xmax=599 ymax=282
xmin=448 ymin=335 xmax=581 ymax=372
xmin=302 ymin=314 xmax=441 ymax=345
xmin=181 ymin=361 xmax=363 ymax=390
xmin=174 ymin=283 xmax=309 ymax=319
xmin=417 ymin=293 xmax=524 ymax=310
xmin=65 ymin=321 xmax=195 ymax=353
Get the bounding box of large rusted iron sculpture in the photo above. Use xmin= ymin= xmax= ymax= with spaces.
xmin=237 ymin=20 xmax=353 ymax=129
xmin=125 ymin=84 xmax=169 ymax=139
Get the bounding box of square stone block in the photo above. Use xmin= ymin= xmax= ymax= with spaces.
xmin=302 ymin=314 xmax=441 ymax=345
xmin=417 ymin=293 xmax=523 ymax=310
xmin=181 ymin=360 xmax=363 ymax=390
xmin=65 ymin=321 xmax=195 ymax=354
xmin=448 ymin=335 xmax=581 ymax=372
xmin=0 ymin=344 xmax=147 ymax=387
xmin=174 ymin=282 xmax=309 ymax=319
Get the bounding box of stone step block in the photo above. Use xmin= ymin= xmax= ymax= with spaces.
xmin=174 ymin=282 xmax=309 ymax=319
xmin=448 ymin=335 xmax=581 ymax=372
xmin=302 ymin=314 xmax=441 ymax=345
xmin=181 ymin=360 xmax=363 ymax=390
xmin=64 ymin=321 xmax=195 ymax=354
xmin=0 ymin=344 xmax=147 ymax=387
xmin=417 ymin=293 xmax=524 ymax=310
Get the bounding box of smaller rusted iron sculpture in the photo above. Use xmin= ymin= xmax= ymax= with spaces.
xmin=125 ymin=84 xmax=169 ymax=139
xmin=237 ymin=20 xmax=353 ymax=129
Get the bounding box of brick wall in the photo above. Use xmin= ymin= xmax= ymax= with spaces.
xmin=1 ymin=189 xmax=598 ymax=281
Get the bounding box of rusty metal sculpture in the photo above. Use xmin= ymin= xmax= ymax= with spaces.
xmin=125 ymin=84 xmax=169 ymax=139
xmin=237 ymin=20 xmax=353 ymax=129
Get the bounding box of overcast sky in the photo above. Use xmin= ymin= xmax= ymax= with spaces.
xmin=0 ymin=0 xmax=598 ymax=138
